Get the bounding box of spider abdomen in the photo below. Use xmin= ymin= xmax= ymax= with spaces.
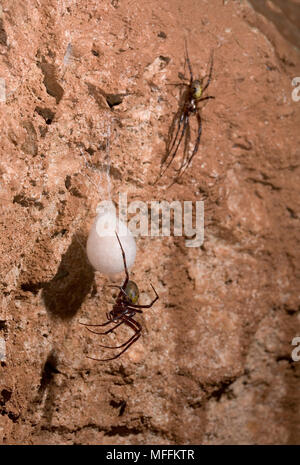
xmin=125 ymin=280 xmax=139 ymax=304
xmin=191 ymin=80 xmax=202 ymax=100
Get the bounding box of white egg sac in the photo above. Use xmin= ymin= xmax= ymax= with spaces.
xmin=86 ymin=211 xmax=136 ymax=275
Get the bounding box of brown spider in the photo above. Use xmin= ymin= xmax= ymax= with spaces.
xmin=80 ymin=232 xmax=159 ymax=361
xmin=157 ymin=41 xmax=215 ymax=185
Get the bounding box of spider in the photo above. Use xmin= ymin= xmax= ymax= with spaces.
xmin=157 ymin=41 xmax=215 ymax=184
xmin=80 ymin=232 xmax=159 ymax=361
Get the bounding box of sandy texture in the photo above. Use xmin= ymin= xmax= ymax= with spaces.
xmin=0 ymin=0 xmax=299 ymax=444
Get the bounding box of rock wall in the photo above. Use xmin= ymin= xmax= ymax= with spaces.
xmin=0 ymin=0 xmax=299 ymax=444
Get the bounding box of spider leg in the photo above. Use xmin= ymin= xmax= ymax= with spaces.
xmin=106 ymin=285 xmax=122 ymax=290
xmin=125 ymin=283 xmax=159 ymax=309
xmin=198 ymin=95 xmax=215 ymax=103
xmin=98 ymin=235 xmax=129 ymax=300
xmin=181 ymin=112 xmax=191 ymax=173
xmin=83 ymin=319 xmax=125 ymax=335
xmin=107 ymin=285 xmax=140 ymax=307
xmin=155 ymin=52 xmax=191 ymax=184
xmin=87 ymin=317 xmax=141 ymax=362
xmin=105 ymin=284 xmax=126 ymax=303
xmin=167 ymin=113 xmax=189 ymax=169
xmin=154 ymin=111 xmax=183 ymax=184
xmin=170 ymin=97 xmax=214 ymax=184
xmin=177 ymin=109 xmax=202 ymax=181
xmin=79 ymin=320 xmax=112 ymax=328
xmin=160 ymin=112 xmax=189 ymax=179
xmin=184 ymin=38 xmax=194 ymax=83
xmin=79 ymin=301 xmax=126 ymax=330
xmin=94 ymin=317 xmax=140 ymax=349
xmin=202 ymin=50 xmax=214 ymax=92
xmin=159 ymin=79 xmax=188 ymax=165
xmin=115 ymin=231 xmax=129 ymax=287
xmin=164 ymin=109 xmax=185 ymax=164
xmin=87 ymin=335 xmax=140 ymax=362
xmin=167 ymin=115 xmax=192 ymax=188
xmin=95 ymin=333 xmax=138 ymax=350
xmin=166 ymin=82 xmax=189 ymax=87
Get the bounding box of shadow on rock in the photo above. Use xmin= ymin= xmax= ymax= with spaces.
xmin=42 ymin=233 xmax=94 ymax=319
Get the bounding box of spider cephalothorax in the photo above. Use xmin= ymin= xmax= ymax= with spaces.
xmin=80 ymin=233 xmax=158 ymax=361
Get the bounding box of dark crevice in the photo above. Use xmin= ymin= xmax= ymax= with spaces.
xmin=105 ymin=425 xmax=142 ymax=437
xmin=65 ymin=175 xmax=71 ymax=190
xmin=0 ymin=389 xmax=12 ymax=405
xmin=159 ymin=55 xmax=171 ymax=68
xmin=51 ymin=228 xmax=68 ymax=239
xmin=13 ymin=194 xmax=44 ymax=210
xmin=197 ymin=377 xmax=237 ymax=403
xmin=246 ymin=177 xmax=281 ymax=191
xmin=0 ymin=321 xmax=7 ymax=332
xmin=0 ymin=19 xmax=7 ymax=46
xmin=38 ymin=60 xmax=64 ymax=104
xmin=105 ymin=93 xmax=125 ymax=108
xmin=233 ymin=142 xmax=252 ymax=151
xmin=284 ymin=304 xmax=300 ymax=315
xmin=286 ymin=207 xmax=298 ymax=219
xmin=35 ymin=107 xmax=55 ymax=125
xmin=86 ymin=82 xmax=128 ymax=109
xmin=86 ymin=147 xmax=95 ymax=156
xmin=0 ymin=389 xmax=19 ymax=423
xmin=209 ymin=381 xmax=235 ymax=401
xmin=111 ymin=0 xmax=119 ymax=9
xmin=21 ymin=121 xmax=38 ymax=156
xmin=276 ymin=354 xmax=295 ymax=365
xmin=1 ymin=410 xmax=19 ymax=423
xmin=110 ymin=399 xmax=127 ymax=417
xmin=39 ymin=416 xmax=170 ymax=441
xmin=64 ymin=175 xmax=84 ymax=198
xmin=106 ymin=165 xmax=122 ymax=180
xmin=21 ymin=282 xmax=44 ymax=295
xmin=158 ymin=31 xmax=167 ymax=39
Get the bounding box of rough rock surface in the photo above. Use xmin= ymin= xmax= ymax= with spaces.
xmin=0 ymin=0 xmax=299 ymax=445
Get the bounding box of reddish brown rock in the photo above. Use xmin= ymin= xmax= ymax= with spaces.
xmin=0 ymin=0 xmax=299 ymax=445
